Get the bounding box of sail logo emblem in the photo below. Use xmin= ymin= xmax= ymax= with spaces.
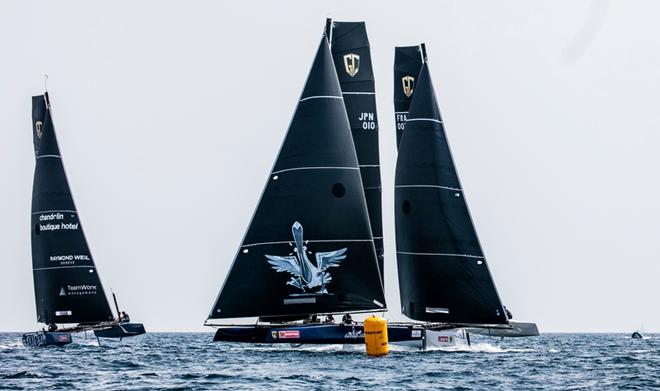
xmin=343 ymin=53 xmax=360 ymax=77
xmin=35 ymin=121 xmax=44 ymax=138
xmin=345 ymin=326 xmax=363 ymax=339
xmin=402 ymin=76 xmax=415 ymax=98
xmin=265 ymin=221 xmax=346 ymax=294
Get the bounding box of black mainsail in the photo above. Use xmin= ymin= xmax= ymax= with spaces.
xmin=326 ymin=20 xmax=384 ymax=283
xmin=394 ymin=45 xmax=424 ymax=149
xmin=31 ymin=93 xmax=114 ymax=326
xmin=208 ymin=37 xmax=386 ymax=320
xmin=394 ymin=48 xmax=508 ymax=325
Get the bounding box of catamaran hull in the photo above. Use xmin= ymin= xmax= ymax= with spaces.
xmin=22 ymin=331 xmax=72 ymax=347
xmin=213 ymin=323 xmax=423 ymax=344
xmin=93 ymin=323 xmax=146 ymax=339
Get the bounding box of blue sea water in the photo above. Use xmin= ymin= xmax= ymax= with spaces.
xmin=0 ymin=332 xmax=658 ymax=390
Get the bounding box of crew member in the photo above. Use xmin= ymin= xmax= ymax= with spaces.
xmin=504 ymin=306 xmax=513 ymax=320
xmin=120 ymin=311 xmax=130 ymax=322
xmin=341 ymin=313 xmax=354 ymax=325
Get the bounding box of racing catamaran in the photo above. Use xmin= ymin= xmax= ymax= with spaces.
xmin=393 ymin=44 xmax=538 ymax=347
xmin=22 ymin=90 xmax=146 ymax=347
xmin=205 ymin=23 xmax=422 ymax=345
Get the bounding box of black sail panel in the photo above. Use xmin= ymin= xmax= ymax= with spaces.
xmin=209 ymin=38 xmax=385 ymax=319
xmin=394 ymin=46 xmax=423 ymax=149
xmin=329 ymin=21 xmax=384 ymax=284
xmin=31 ymin=94 xmax=114 ymax=325
xmin=394 ymin=65 xmax=507 ymax=324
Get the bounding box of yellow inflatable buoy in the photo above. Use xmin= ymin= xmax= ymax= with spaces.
xmin=364 ymin=316 xmax=389 ymax=356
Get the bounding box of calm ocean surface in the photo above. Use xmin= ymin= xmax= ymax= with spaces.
xmin=1 ymin=332 xmax=658 ymax=390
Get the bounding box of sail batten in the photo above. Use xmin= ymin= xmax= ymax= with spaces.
xmin=243 ymin=238 xmax=374 ymax=246
xmin=209 ymin=36 xmax=385 ymax=320
xmin=31 ymin=93 xmax=114 ymax=326
xmin=394 ymin=57 xmax=507 ymax=325
xmin=271 ymin=166 xmax=358 ymax=175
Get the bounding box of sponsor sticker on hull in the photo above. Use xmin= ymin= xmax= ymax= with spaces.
xmin=278 ymin=330 xmax=300 ymax=339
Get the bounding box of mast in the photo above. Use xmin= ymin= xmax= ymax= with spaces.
xmin=324 ymin=18 xmax=333 ymax=42
xmin=30 ymin=92 xmax=114 ymax=326
xmin=112 ymin=292 xmax=121 ymax=318
xmin=393 ymin=45 xmax=424 ymax=149
xmin=208 ymin=37 xmax=386 ymax=320
xmin=327 ymin=20 xmax=384 ymax=284
xmin=394 ymin=47 xmax=508 ymax=325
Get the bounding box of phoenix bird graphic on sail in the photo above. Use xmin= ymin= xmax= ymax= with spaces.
xmin=266 ymin=222 xmax=346 ymax=294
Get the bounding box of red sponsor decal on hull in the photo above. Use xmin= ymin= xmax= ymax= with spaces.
xmin=278 ymin=330 xmax=300 ymax=339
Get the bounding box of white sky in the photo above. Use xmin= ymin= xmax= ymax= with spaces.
xmin=1 ymin=0 xmax=659 ymax=333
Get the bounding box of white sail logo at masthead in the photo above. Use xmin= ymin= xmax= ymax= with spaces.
xmin=266 ymin=222 xmax=347 ymax=294
xmin=35 ymin=121 xmax=43 ymax=138
xmin=343 ymin=53 xmax=360 ymax=77
xmin=402 ymin=76 xmax=415 ymax=97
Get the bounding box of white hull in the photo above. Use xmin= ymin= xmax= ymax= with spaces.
xmin=391 ymin=322 xmax=540 ymax=350
xmin=391 ymin=329 xmax=468 ymax=350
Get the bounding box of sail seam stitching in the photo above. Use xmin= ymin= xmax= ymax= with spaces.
xmin=36 ymin=155 xmax=61 ymax=159
xmin=342 ymin=92 xmax=375 ymax=95
xmin=299 ymin=95 xmax=343 ymax=102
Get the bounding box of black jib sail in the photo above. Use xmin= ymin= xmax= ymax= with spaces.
xmin=326 ymin=20 xmax=384 ymax=284
xmin=394 ymin=48 xmax=508 ymax=325
xmin=31 ymin=93 xmax=114 ymax=326
xmin=208 ymin=37 xmax=386 ymax=320
xmin=394 ymin=45 xmax=424 ymax=149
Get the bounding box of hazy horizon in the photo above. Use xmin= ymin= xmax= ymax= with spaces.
xmin=2 ymin=0 xmax=660 ymax=333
